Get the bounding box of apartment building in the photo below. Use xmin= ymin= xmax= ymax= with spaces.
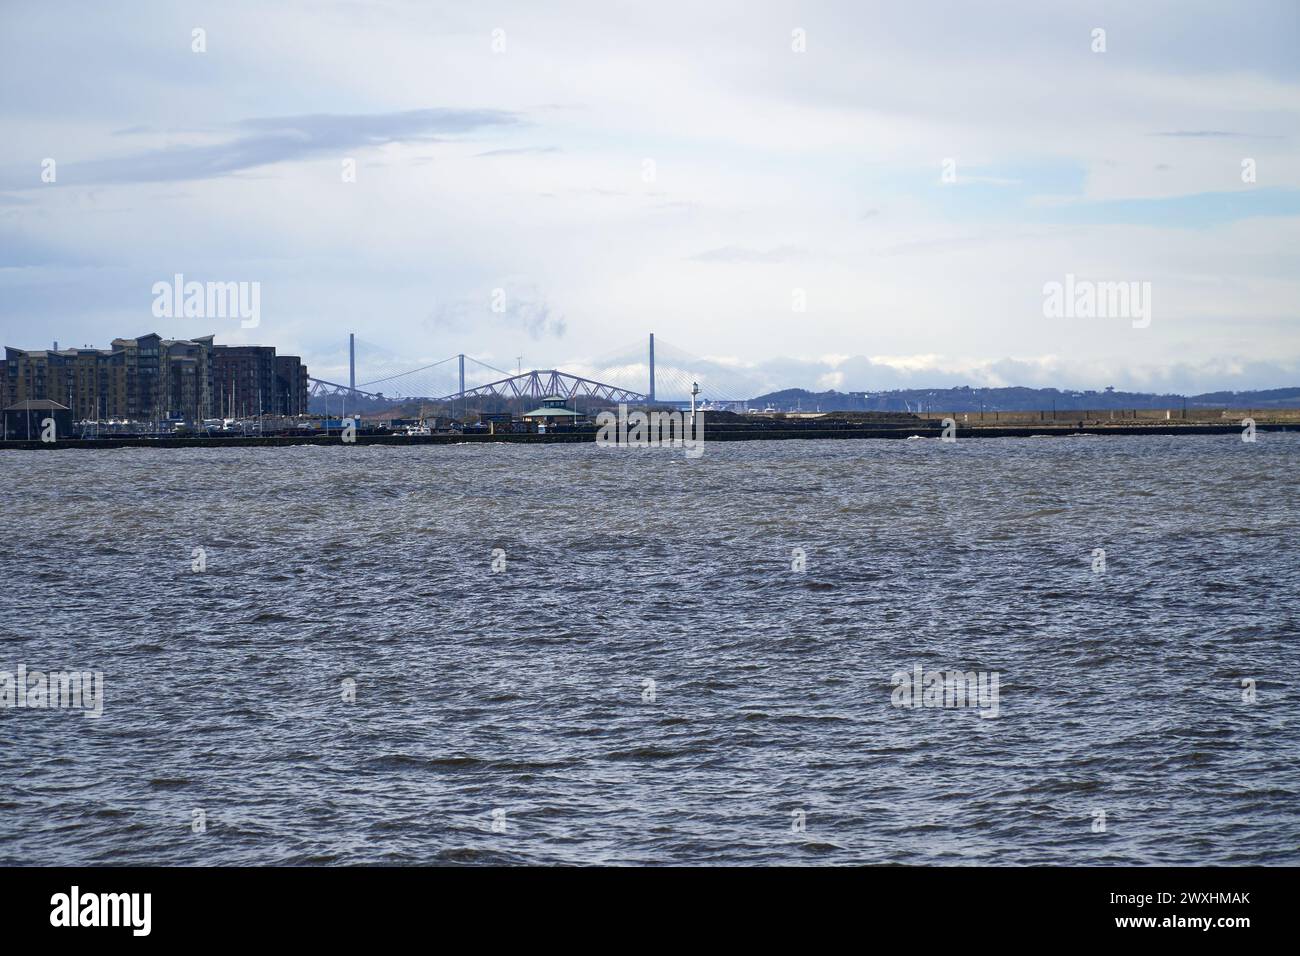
xmin=2 ymin=333 xmax=308 ymax=422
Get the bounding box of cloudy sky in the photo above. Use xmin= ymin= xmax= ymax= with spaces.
xmin=1 ymin=0 xmax=1297 ymax=396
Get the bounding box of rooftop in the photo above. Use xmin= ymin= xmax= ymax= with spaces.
xmin=521 ymin=403 xmax=582 ymax=418
xmin=5 ymin=399 xmax=71 ymax=411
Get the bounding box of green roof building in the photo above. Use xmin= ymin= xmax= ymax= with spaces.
xmin=520 ymin=395 xmax=583 ymax=420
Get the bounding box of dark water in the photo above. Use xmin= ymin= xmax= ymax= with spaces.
xmin=2 ymin=435 xmax=1297 ymax=865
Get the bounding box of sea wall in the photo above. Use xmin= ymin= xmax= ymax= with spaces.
xmin=1 ymin=422 xmax=1290 ymax=450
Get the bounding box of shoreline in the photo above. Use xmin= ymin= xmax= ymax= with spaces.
xmin=1 ymin=422 xmax=1291 ymax=450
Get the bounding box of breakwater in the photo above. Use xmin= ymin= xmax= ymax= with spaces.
xmin=1 ymin=421 xmax=1288 ymax=450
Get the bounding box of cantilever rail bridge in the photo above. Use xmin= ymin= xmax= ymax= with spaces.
xmin=308 ymin=333 xmax=760 ymax=406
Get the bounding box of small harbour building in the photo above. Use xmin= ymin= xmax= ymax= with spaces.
xmin=520 ymin=395 xmax=584 ymax=432
xmin=3 ymin=399 xmax=73 ymax=440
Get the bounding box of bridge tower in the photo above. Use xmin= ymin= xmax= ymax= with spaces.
xmin=349 ymin=333 xmax=356 ymax=394
xmin=648 ymin=332 xmax=655 ymax=403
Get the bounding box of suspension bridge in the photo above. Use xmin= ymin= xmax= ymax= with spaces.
xmin=307 ymin=333 xmax=766 ymax=408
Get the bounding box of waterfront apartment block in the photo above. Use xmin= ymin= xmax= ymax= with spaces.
xmin=210 ymin=346 xmax=308 ymax=418
xmin=275 ymin=355 xmax=310 ymax=417
xmin=1 ymin=333 xmax=309 ymax=422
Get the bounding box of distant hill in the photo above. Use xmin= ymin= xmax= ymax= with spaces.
xmin=749 ymin=386 xmax=1300 ymax=413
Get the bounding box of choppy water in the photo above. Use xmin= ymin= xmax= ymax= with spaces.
xmin=1 ymin=435 xmax=1297 ymax=865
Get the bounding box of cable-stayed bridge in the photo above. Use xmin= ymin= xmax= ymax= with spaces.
xmin=308 ymin=333 xmax=766 ymax=406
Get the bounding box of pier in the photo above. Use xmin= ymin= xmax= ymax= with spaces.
xmin=2 ymin=419 xmax=1291 ymax=450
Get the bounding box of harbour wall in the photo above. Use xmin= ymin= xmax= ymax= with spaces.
xmin=1 ymin=422 xmax=1290 ymax=450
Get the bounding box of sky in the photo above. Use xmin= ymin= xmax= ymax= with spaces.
xmin=1 ymin=0 xmax=1297 ymax=397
